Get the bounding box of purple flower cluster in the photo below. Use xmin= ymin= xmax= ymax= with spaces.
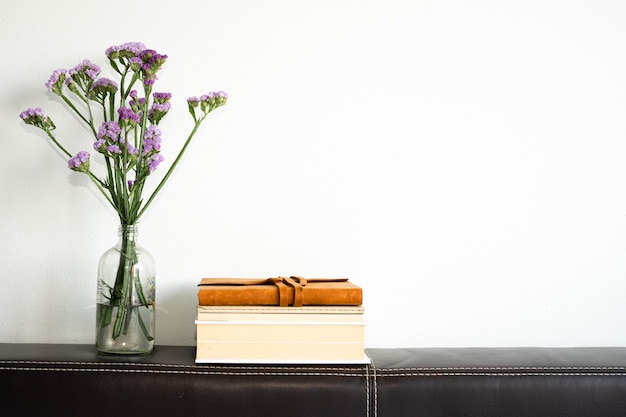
xmin=153 ymin=92 xmax=171 ymax=102
xmin=118 ymin=107 xmax=141 ymax=124
xmin=20 ymin=40 xmax=229 ymax=227
xmin=88 ymin=77 xmax=118 ymax=99
xmin=148 ymin=92 xmax=172 ymax=124
xmin=69 ymin=59 xmax=101 ymax=80
xmin=129 ymin=56 xmax=142 ymax=71
xmin=105 ymin=42 xmax=147 ymax=59
xmin=138 ymin=124 xmax=164 ymax=173
xmin=207 ymin=91 xmax=229 ymax=100
xmin=19 ymin=107 xmax=44 ymax=120
xmin=188 ymin=91 xmax=229 ymax=106
xmin=92 ymin=118 xmax=163 ymax=172
xmin=106 ymin=145 xmax=122 ymax=154
xmin=67 ymin=151 xmax=90 ymax=172
xmin=105 ymin=41 xmax=168 ymax=91
xmin=45 ymin=69 xmax=67 ymax=94
xmin=62 ymin=60 xmax=103 ymax=95
xmin=94 ymin=121 xmax=117 ymax=152
xmin=137 ymin=49 xmax=168 ymax=87
xmin=94 ymin=121 xmax=136 ymax=157
xmin=151 ymin=102 xmax=170 ymax=112
xmin=97 ymin=120 xmax=121 ymax=141
xmin=202 ymin=91 xmax=229 ymax=110
xmin=142 ymin=125 xmax=162 ymax=155
xmin=187 ymin=91 xmax=229 ymax=119
xmin=128 ymin=90 xmax=146 ymax=111
xmin=19 ymin=107 xmax=55 ymax=130
xmin=91 ymin=77 xmax=118 ymax=90
xmin=187 ymin=96 xmax=201 ymax=107
xmin=147 ymin=154 xmax=164 ymax=173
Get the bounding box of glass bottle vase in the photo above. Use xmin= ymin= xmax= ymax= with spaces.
xmin=96 ymin=224 xmax=156 ymax=355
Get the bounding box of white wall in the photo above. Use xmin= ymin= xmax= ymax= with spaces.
xmin=1 ymin=0 xmax=626 ymax=348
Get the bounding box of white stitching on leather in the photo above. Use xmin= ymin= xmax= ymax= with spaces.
xmin=4 ymin=361 xmax=623 ymax=377
xmin=0 ymin=360 xmax=370 ymax=378
xmin=376 ymin=366 xmax=626 ymax=372
xmin=367 ymin=351 xmax=378 ymax=417
xmin=0 ymin=365 xmax=369 ymax=377
xmin=376 ymin=371 xmax=626 ymax=377
xmin=364 ymin=354 xmax=371 ymax=417
xmin=0 ymin=366 xmax=364 ymax=377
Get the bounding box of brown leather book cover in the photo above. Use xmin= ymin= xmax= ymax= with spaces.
xmin=198 ymin=277 xmax=362 ymax=307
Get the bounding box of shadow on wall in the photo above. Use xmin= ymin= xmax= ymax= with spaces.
xmin=155 ymin=283 xmax=200 ymax=346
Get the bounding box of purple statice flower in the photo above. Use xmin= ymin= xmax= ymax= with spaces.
xmin=94 ymin=121 xmax=133 ymax=157
xmin=127 ymin=179 xmax=136 ymax=190
xmin=45 ymin=69 xmax=67 ymax=93
xmin=118 ymin=107 xmax=141 ymax=124
xmin=129 ymin=90 xmax=146 ymax=110
xmin=88 ymin=77 xmax=118 ymax=98
xmin=106 ymin=145 xmax=122 ymax=154
xmin=200 ymin=92 xmax=215 ymax=101
xmin=201 ymin=91 xmax=228 ymax=102
xmin=69 ymin=59 xmax=101 ymax=80
xmin=127 ymin=143 xmax=139 ymax=156
xmin=142 ymin=125 xmax=162 ymax=155
xmin=19 ymin=107 xmax=44 ymax=121
xmin=187 ymin=96 xmax=200 ymax=107
xmin=136 ymin=49 xmax=168 ymax=87
xmin=151 ymin=102 xmax=170 ymax=112
xmin=129 ymin=56 xmax=143 ymax=72
xmin=143 ymin=75 xmax=157 ymax=87
xmin=198 ymin=91 xmax=229 ymax=114
xmin=139 ymin=49 xmax=168 ymax=72
xmin=91 ymin=77 xmax=118 ymax=90
xmin=105 ymin=42 xmax=146 ymax=59
xmin=187 ymin=96 xmax=200 ymax=119
xmin=153 ymin=92 xmax=172 ymax=103
xmin=143 ymin=124 xmax=161 ymax=140
xmin=64 ymin=77 xmax=79 ymax=94
xmin=148 ymin=102 xmax=171 ymax=124
xmin=93 ymin=139 xmax=106 ymax=152
xmin=67 ymin=151 xmax=90 ymax=172
xmin=19 ymin=107 xmax=55 ymax=130
xmin=97 ymin=121 xmax=121 ymax=142
xmin=147 ymin=153 xmax=164 ymax=173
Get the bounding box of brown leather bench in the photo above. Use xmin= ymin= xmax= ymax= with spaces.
xmin=2 ymin=344 xmax=625 ymax=416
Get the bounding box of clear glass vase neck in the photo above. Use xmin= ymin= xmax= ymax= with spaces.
xmin=118 ymin=224 xmax=140 ymax=239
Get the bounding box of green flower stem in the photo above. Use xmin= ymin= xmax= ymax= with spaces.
xmin=120 ymin=71 xmax=140 ymax=105
xmin=44 ymin=129 xmax=73 ymax=158
xmin=58 ymin=93 xmax=97 ymax=137
xmin=137 ymin=311 xmax=154 ymax=341
xmin=110 ymin=232 xmax=133 ymax=339
xmin=108 ymin=230 xmax=152 ymax=341
xmin=85 ymin=171 xmax=116 ymax=209
xmin=108 ymin=93 xmax=115 ymax=122
xmin=86 ymin=99 xmax=95 ymax=132
xmin=104 ymin=157 xmax=117 ymax=205
xmin=136 ymin=120 xmax=203 ymax=220
xmin=137 ymin=84 xmax=152 ymax=157
xmin=43 ymin=129 xmax=116 ymax=209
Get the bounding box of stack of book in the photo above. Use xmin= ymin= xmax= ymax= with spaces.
xmin=195 ymin=277 xmax=367 ymax=364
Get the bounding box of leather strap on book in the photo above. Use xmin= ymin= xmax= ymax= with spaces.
xmin=265 ymin=276 xmax=317 ymax=307
xmin=268 ymin=277 xmax=301 ymax=307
